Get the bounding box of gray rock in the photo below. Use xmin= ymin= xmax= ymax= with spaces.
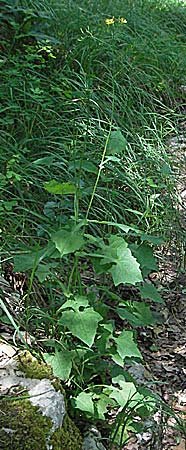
xmin=0 ymin=356 xmax=66 ymax=433
xmin=82 ymin=427 xmax=107 ymax=450
xmin=0 ymin=349 xmax=72 ymax=450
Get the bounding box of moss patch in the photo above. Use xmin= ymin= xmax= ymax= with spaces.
xmin=51 ymin=415 xmax=83 ymax=450
xmin=17 ymin=351 xmax=53 ymax=380
xmin=17 ymin=351 xmax=66 ymax=400
xmin=0 ymin=398 xmax=52 ymax=450
xmin=0 ymin=352 xmax=83 ymax=449
xmin=0 ymin=397 xmax=82 ymax=450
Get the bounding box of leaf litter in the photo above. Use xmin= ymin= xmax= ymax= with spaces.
xmin=120 ymin=126 xmax=186 ymax=449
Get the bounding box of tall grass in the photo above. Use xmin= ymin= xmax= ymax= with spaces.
xmin=0 ymin=0 xmax=185 ymax=249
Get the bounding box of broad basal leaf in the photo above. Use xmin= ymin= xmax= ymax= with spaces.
xmin=101 ymin=236 xmax=142 ymax=286
xmin=114 ymin=330 xmax=142 ymax=360
xmin=94 ymin=394 xmax=110 ymax=420
xmin=43 ymin=348 xmax=72 ymax=380
xmin=140 ymin=234 xmax=164 ymax=245
xmin=14 ymin=251 xmax=42 ymax=272
xmin=131 ymin=243 xmax=158 ymax=271
xmin=69 ymin=159 xmax=97 ymax=174
xmin=73 ymin=392 xmax=94 ymax=415
xmin=52 ymin=229 xmax=84 ymax=256
xmin=110 ymin=381 xmax=137 ymax=407
xmin=59 ymin=308 xmax=102 ymax=347
xmin=44 ymin=180 xmax=76 ymax=195
xmin=60 ymin=295 xmax=89 ymax=312
xmin=36 ymin=262 xmax=57 ymax=282
xmin=139 ymin=282 xmax=164 ymax=304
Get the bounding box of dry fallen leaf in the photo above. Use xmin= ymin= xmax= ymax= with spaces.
xmin=174 ymin=439 xmax=186 ymax=450
xmin=0 ymin=342 xmax=17 ymax=358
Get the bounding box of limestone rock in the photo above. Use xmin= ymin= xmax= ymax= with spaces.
xmin=0 ymin=348 xmax=82 ymax=450
xmin=82 ymin=427 xmax=107 ymax=450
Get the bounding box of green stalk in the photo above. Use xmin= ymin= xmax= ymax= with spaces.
xmin=85 ymin=116 xmax=114 ymax=220
xmin=0 ymin=296 xmax=29 ymax=347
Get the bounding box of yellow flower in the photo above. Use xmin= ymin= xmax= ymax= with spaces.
xmin=105 ymin=16 xmax=115 ymax=25
xmin=118 ymin=17 xmax=127 ymax=24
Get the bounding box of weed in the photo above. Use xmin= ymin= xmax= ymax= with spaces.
xmin=0 ymin=0 xmax=186 ymax=446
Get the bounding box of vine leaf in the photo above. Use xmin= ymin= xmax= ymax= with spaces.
xmin=139 ymin=282 xmax=164 ymax=304
xmin=117 ymin=301 xmax=155 ymax=327
xmin=110 ymin=381 xmax=137 ymax=407
xmin=106 ymin=129 xmax=127 ymax=155
xmin=131 ymin=243 xmax=158 ymax=271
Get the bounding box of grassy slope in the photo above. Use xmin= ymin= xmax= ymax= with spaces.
xmin=0 ymin=0 xmax=186 ymax=249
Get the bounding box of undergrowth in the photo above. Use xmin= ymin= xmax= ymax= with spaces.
xmin=0 ymin=0 xmax=186 ymax=447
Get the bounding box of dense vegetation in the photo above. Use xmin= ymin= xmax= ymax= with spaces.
xmin=0 ymin=0 xmax=185 ymax=447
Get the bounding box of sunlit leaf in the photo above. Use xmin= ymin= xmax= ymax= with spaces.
xmin=43 ymin=348 xmax=72 ymax=380
xmin=32 ymin=156 xmax=54 ymax=166
xmin=59 ymin=308 xmax=102 ymax=347
xmin=107 ymin=222 xmax=141 ymax=234
xmin=73 ymin=392 xmax=94 ymax=415
xmin=60 ymin=295 xmax=89 ymax=312
xmin=114 ymin=330 xmax=142 ymax=360
xmin=44 ymin=180 xmax=76 ymax=195
xmin=52 ymin=229 xmax=84 ymax=256
xmin=110 ymin=350 xmax=124 ymax=367
xmin=95 ymin=394 xmax=110 ymax=420
xmin=110 ymin=381 xmax=137 ymax=407
xmin=101 ymin=236 xmax=142 ymax=286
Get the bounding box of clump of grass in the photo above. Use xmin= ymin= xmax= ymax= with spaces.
xmin=1 ymin=0 xmax=185 ymax=247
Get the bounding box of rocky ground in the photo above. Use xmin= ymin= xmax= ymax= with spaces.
xmin=122 ymin=129 xmax=186 ymax=449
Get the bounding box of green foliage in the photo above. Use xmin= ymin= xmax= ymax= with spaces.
xmin=9 ymin=215 xmax=162 ymax=432
xmin=113 ymin=331 xmax=142 ymax=360
xmin=106 ymin=129 xmax=128 ymax=156
xmin=52 ymin=229 xmax=84 ymax=257
xmin=0 ymin=0 xmax=185 ymax=446
xmin=59 ymin=296 xmax=102 ymax=347
xmin=139 ymin=281 xmax=164 ymax=304
xmin=44 ymin=181 xmax=76 ymax=195
xmin=117 ymin=301 xmax=155 ymax=327
xmin=0 ymin=0 xmax=56 ymax=54
xmin=44 ymin=349 xmax=72 ymax=380
xmin=96 ymin=235 xmax=143 ymax=285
